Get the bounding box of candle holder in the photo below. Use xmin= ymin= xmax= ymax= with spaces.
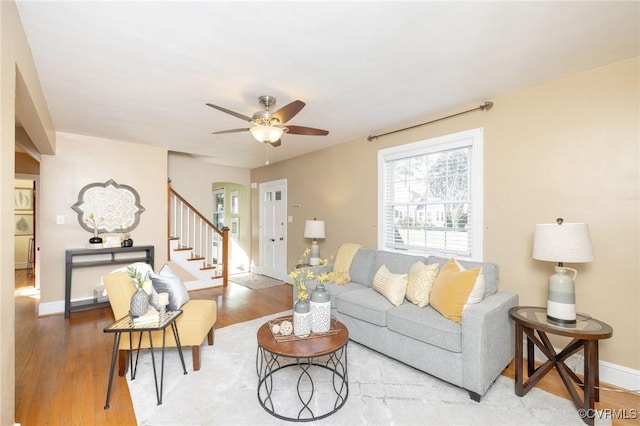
xmin=157 ymin=292 xmax=169 ymax=319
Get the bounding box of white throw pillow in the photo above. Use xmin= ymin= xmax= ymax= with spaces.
xmin=373 ymin=264 xmax=408 ymax=307
xmin=455 ymin=260 xmax=486 ymax=310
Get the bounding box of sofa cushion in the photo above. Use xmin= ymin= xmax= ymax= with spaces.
xmin=429 ymin=258 xmax=481 ymax=324
xmin=426 ymin=255 xmax=499 ymax=297
xmin=349 ymin=248 xmax=377 ymax=286
xmin=306 ymin=281 xmax=368 ymax=309
xmin=405 ymin=262 xmax=439 ymax=308
xmin=387 ymin=304 xmax=462 ymax=353
xmin=369 ymin=251 xmax=428 ymax=286
xmin=335 ymin=288 xmax=397 ymax=326
xmin=372 ymin=265 xmax=408 ymax=306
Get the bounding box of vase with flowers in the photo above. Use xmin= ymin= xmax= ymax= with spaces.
xmin=310 ymin=272 xmax=333 ymax=333
xmin=290 ymin=269 xmax=314 ymax=337
xmin=127 ymin=266 xmax=151 ymax=317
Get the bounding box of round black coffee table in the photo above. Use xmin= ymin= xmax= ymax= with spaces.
xmin=256 ymin=317 xmax=349 ymax=422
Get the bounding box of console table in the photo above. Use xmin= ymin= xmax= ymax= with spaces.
xmin=64 ymin=245 xmax=154 ymax=318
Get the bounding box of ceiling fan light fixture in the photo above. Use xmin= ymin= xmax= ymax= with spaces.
xmin=250 ymin=125 xmax=283 ymax=143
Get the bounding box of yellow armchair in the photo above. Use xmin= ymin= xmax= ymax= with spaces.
xmin=103 ymin=271 xmax=217 ymax=376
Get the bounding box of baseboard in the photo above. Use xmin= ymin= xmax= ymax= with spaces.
xmin=526 ymin=338 xmax=640 ymax=392
xmin=184 ymin=279 xmax=223 ymax=291
xmin=38 ymin=300 xmax=65 ymax=316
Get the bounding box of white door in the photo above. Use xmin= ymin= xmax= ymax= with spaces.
xmin=258 ymin=179 xmax=287 ymax=280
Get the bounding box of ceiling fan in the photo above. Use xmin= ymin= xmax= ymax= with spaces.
xmin=207 ymin=95 xmax=329 ymax=147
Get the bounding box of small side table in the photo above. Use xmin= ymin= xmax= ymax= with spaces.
xmin=509 ymin=306 xmax=613 ymax=425
xmin=256 ymin=317 xmax=349 ymax=421
xmin=103 ymin=310 xmax=187 ymax=408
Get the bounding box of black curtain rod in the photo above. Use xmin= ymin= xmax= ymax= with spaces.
xmin=367 ymin=101 xmax=493 ymax=142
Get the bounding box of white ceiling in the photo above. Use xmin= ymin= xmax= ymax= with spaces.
xmin=15 ymin=1 xmax=639 ymax=169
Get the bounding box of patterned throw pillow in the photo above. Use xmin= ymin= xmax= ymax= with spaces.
xmin=150 ymin=263 xmax=190 ymax=310
xmin=372 ymin=264 xmax=408 ymax=307
xmin=430 ymin=258 xmax=484 ymax=323
xmin=405 ymin=262 xmax=439 ymax=308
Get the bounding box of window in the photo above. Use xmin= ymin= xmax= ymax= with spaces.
xmin=378 ymin=128 xmax=483 ymax=260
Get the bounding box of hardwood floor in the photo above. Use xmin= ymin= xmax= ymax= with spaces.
xmin=14 ymin=269 xmax=639 ymax=425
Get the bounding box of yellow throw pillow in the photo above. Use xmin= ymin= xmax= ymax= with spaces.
xmin=331 ymin=243 xmax=363 ymax=285
xmin=372 ymin=264 xmax=408 ymax=307
xmin=430 ymin=258 xmax=482 ymax=323
xmin=405 ymin=262 xmax=439 ymax=308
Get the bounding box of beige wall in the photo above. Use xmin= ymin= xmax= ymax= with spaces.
xmin=1 ymin=1 xmax=56 ymax=423
xmin=252 ymin=58 xmax=640 ymax=371
xmin=168 ymin=153 xmax=250 ymax=219
xmin=39 ymin=133 xmax=168 ymax=307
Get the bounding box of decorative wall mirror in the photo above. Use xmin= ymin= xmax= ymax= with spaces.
xmin=71 ymin=179 xmax=145 ymax=233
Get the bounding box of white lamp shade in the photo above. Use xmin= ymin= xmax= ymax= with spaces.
xmin=250 ymin=125 xmax=283 ymax=143
xmin=304 ymin=220 xmax=325 ymax=239
xmin=533 ymin=222 xmax=594 ymax=263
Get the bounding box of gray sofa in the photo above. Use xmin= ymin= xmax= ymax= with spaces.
xmin=295 ymin=248 xmax=518 ymax=401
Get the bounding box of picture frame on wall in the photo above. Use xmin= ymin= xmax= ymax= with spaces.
xmin=15 ymin=213 xmax=34 ymax=236
xmin=14 ymin=188 xmax=33 ymax=211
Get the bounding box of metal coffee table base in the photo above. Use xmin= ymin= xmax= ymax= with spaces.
xmin=256 ymin=344 xmax=348 ymax=422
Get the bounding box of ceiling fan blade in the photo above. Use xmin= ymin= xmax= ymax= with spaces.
xmin=270 ymin=139 xmax=282 ymax=147
xmin=206 ymin=103 xmax=252 ymax=122
xmin=271 ymin=100 xmax=305 ymax=124
xmin=211 ymin=128 xmax=250 ymax=135
xmin=286 ymin=125 xmax=329 ymax=136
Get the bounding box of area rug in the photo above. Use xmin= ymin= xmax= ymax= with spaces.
xmin=127 ymin=312 xmax=598 ymax=426
xmin=229 ymin=273 xmax=284 ymax=290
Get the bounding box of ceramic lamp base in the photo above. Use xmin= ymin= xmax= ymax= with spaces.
xmin=547 ymin=266 xmax=576 ymax=325
xmin=309 ymin=240 xmax=320 ymax=266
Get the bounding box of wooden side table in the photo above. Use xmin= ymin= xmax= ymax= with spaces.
xmin=103 ymin=310 xmax=186 ymax=408
xmin=509 ymin=306 xmax=613 ymax=425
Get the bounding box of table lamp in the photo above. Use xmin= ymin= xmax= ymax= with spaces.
xmin=304 ymin=219 xmax=325 ymax=266
xmin=532 ymin=218 xmax=594 ymax=325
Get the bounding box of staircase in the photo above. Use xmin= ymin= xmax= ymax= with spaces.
xmin=168 ymin=184 xmax=228 ymax=289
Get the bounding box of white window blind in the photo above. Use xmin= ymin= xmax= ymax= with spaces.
xmin=378 ymin=128 xmax=483 ymax=260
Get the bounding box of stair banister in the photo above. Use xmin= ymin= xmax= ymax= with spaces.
xmin=168 ymin=182 xmax=229 ymax=287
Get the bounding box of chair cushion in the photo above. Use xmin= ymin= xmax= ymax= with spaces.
xmin=115 ymin=299 xmax=217 ymax=350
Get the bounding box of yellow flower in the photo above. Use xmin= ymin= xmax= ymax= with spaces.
xmin=316 ymin=272 xmax=334 ymax=284
xmin=290 ymin=255 xmax=317 ymax=301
